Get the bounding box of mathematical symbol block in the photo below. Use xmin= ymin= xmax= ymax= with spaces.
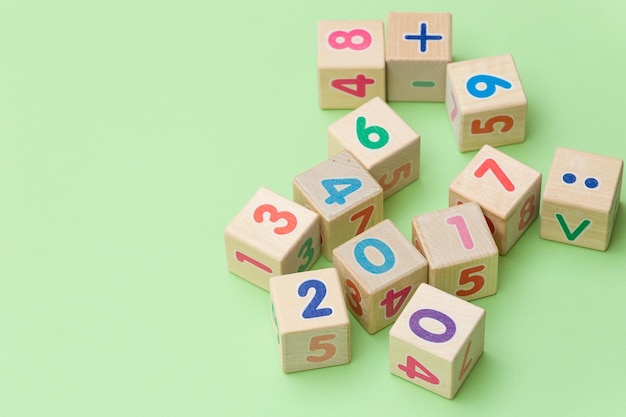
xmin=318 ymin=20 xmax=386 ymax=109
xmin=332 ymin=219 xmax=428 ymax=334
xmin=412 ymin=202 xmax=499 ymax=301
xmin=445 ymin=54 xmax=527 ymax=152
xmin=328 ymin=96 xmax=420 ymax=198
xmin=386 ymin=12 xmax=452 ymax=102
xmin=390 ymin=283 xmax=485 ymax=399
xmin=293 ymin=150 xmax=384 ymax=260
xmin=270 ymin=268 xmax=351 ymax=373
xmin=540 ymin=147 xmax=623 ymax=250
xmin=449 ymin=145 xmax=542 ymax=255
xmin=224 ymin=187 xmax=321 ymax=291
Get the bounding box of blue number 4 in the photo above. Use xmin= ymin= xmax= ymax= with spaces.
xmin=321 ymin=178 xmax=362 ymax=205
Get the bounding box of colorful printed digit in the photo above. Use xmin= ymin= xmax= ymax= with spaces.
xmin=379 ymin=286 xmax=412 ymax=319
xmin=349 ymin=205 xmax=375 ymax=235
xmin=398 ymin=355 xmax=440 ymax=385
xmin=474 ymin=158 xmax=516 ymax=192
xmin=470 ymin=115 xmax=514 ymax=134
xmin=356 ymin=116 xmax=389 ymax=150
xmin=331 ymin=74 xmax=375 ymax=98
xmin=345 ymin=278 xmax=363 ymax=316
xmin=298 ymin=279 xmax=333 ymax=319
xmin=321 ymin=178 xmax=362 ymax=205
xmin=297 ymin=237 xmax=315 ymax=272
xmin=353 ymin=237 xmax=396 ymax=274
xmin=235 ymin=250 xmax=273 ymax=274
xmin=518 ymin=194 xmax=537 ymax=231
xmin=466 ymin=74 xmax=512 ymax=99
xmin=306 ymin=334 xmax=337 ymax=363
xmin=253 ymin=204 xmax=297 ymax=235
xmin=378 ymin=162 xmax=411 ymax=192
xmin=458 ymin=340 xmax=473 ymax=381
xmin=271 ymin=301 xmax=280 ymax=345
xmin=449 ymin=90 xmax=459 ymax=121
xmin=409 ymin=308 xmax=457 ymax=343
xmin=446 ymin=214 xmax=475 ymax=250
xmin=327 ymin=29 xmax=372 ymax=50
xmin=455 ymin=265 xmax=485 ymax=297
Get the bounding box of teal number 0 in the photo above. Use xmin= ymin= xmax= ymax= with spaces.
xmin=356 ymin=116 xmax=389 ymax=149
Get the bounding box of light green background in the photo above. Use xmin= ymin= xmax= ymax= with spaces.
xmin=1 ymin=1 xmax=625 ymax=416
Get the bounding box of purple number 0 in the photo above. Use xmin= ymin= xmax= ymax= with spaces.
xmin=409 ymin=308 xmax=457 ymax=343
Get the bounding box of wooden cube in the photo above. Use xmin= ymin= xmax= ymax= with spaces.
xmin=328 ymin=96 xmax=420 ymax=198
xmin=293 ymin=150 xmax=384 ymax=260
xmin=385 ymin=12 xmax=452 ymax=102
xmin=449 ymin=144 xmax=542 ymax=255
xmin=445 ymin=54 xmax=527 ymax=152
xmin=540 ymin=147 xmax=623 ymax=250
xmin=412 ymin=202 xmax=498 ymax=301
xmin=318 ymin=20 xmax=386 ymax=109
xmin=224 ymin=187 xmax=321 ymax=291
xmin=390 ymin=283 xmax=485 ymax=399
xmin=332 ymin=219 xmax=428 ymax=334
xmin=269 ymin=268 xmax=350 ymax=373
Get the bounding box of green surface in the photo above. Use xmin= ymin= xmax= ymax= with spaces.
xmin=1 ymin=1 xmax=625 ymax=416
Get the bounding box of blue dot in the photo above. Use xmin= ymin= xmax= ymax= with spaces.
xmin=562 ymin=173 xmax=577 ymax=184
xmin=585 ymin=177 xmax=599 ymax=189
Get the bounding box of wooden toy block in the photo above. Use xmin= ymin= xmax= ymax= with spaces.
xmin=445 ymin=54 xmax=527 ymax=152
xmin=540 ymin=147 xmax=623 ymax=251
xmin=449 ymin=144 xmax=542 ymax=255
xmin=389 ymin=283 xmax=485 ymax=399
xmin=327 ymin=96 xmax=421 ymax=199
xmin=293 ymin=150 xmax=384 ymax=260
xmin=269 ymin=268 xmax=351 ymax=373
xmin=385 ymin=12 xmax=452 ymax=102
xmin=224 ymin=187 xmax=321 ymax=291
xmin=411 ymin=202 xmax=498 ymax=301
xmin=318 ymin=20 xmax=386 ymax=109
xmin=332 ymin=219 xmax=429 ymax=334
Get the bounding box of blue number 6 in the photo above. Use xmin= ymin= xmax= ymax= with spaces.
xmin=466 ymin=74 xmax=512 ymax=99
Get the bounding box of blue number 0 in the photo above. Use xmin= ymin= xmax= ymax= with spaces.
xmin=354 ymin=237 xmax=396 ymax=274
xmin=298 ymin=279 xmax=333 ymax=319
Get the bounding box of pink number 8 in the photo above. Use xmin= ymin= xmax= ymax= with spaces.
xmin=328 ymin=29 xmax=372 ymax=51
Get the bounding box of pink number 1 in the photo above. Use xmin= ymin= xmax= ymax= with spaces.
xmin=446 ymin=215 xmax=475 ymax=250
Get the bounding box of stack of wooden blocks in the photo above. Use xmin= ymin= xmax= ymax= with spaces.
xmin=224 ymin=12 xmax=624 ymax=400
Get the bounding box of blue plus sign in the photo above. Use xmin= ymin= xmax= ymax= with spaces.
xmin=403 ymin=22 xmax=443 ymax=53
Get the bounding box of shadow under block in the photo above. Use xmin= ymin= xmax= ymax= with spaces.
xmin=293 ymin=150 xmax=384 ymax=260
xmin=385 ymin=12 xmax=451 ymax=102
xmin=412 ymin=202 xmax=498 ymax=301
xmin=224 ymin=187 xmax=321 ymax=291
xmin=327 ymin=96 xmax=420 ymax=198
xmin=389 ymin=283 xmax=485 ymax=399
xmin=449 ymin=144 xmax=542 ymax=255
xmin=270 ymin=268 xmax=350 ymax=373
xmin=332 ymin=219 xmax=428 ymax=334
xmin=540 ymin=147 xmax=623 ymax=251
xmin=445 ymin=54 xmax=527 ymax=152
xmin=318 ymin=20 xmax=386 ymax=109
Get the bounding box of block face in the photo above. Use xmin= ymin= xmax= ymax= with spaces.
xmin=269 ymin=268 xmax=350 ymax=373
xmin=328 ymin=97 xmax=421 ymax=198
xmin=318 ymin=20 xmax=386 ymax=109
xmin=412 ymin=202 xmax=499 ymax=300
xmin=445 ymin=54 xmax=527 ymax=152
xmin=449 ymin=144 xmax=542 ymax=254
xmin=225 ymin=187 xmax=321 ymax=291
xmin=386 ymin=12 xmax=452 ymax=102
xmin=540 ymin=147 xmax=623 ymax=250
xmin=389 ymin=283 xmax=485 ymax=399
xmin=293 ymin=151 xmax=384 ymax=260
xmin=332 ymin=219 xmax=428 ymax=334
